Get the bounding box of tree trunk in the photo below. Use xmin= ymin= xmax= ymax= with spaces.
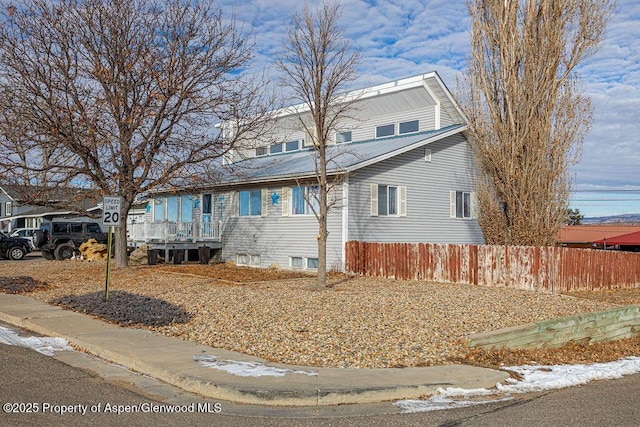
xmin=113 ymin=202 xmax=132 ymax=268
xmin=317 ymin=228 xmax=327 ymax=287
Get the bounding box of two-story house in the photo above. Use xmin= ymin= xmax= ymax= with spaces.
xmin=136 ymin=72 xmax=484 ymax=269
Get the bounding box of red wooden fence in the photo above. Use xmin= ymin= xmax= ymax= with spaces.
xmin=345 ymin=241 xmax=640 ymax=293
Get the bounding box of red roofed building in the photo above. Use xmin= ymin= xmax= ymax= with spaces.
xmin=594 ymin=230 xmax=640 ymax=252
xmin=558 ymin=225 xmax=640 ymax=249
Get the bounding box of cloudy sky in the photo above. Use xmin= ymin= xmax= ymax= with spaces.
xmin=218 ymin=0 xmax=639 ymax=217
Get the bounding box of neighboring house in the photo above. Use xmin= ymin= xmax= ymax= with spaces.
xmin=594 ymin=231 xmax=640 ymax=252
xmin=0 ymin=184 xmax=101 ymax=232
xmin=135 ymin=72 xmax=485 ymax=269
xmin=558 ymin=225 xmax=640 ymax=249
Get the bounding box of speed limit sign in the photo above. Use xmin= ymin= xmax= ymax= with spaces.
xmin=102 ymin=196 xmax=122 ymax=227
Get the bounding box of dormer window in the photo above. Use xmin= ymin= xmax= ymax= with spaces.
xmin=336 ymin=131 xmax=352 ymax=143
xmin=270 ymin=142 xmax=283 ymax=154
xmin=376 ymin=120 xmax=420 ymax=138
xmin=285 ymin=140 xmax=300 ymax=152
xmin=399 ymin=120 xmax=419 ymax=134
xmin=376 ymin=124 xmax=395 ymax=138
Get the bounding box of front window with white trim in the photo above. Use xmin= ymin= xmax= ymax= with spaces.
xmin=239 ymin=190 xmax=262 ymax=216
xmin=370 ymin=184 xmax=407 ymax=217
xmin=290 ymin=256 xmax=304 ymax=269
xmin=450 ymin=191 xmax=475 ymax=219
xmin=378 ymin=185 xmax=398 ymax=216
xmin=237 ymin=254 xmax=260 ymax=266
xmin=290 ymin=256 xmax=318 ymax=270
xmin=292 ymin=185 xmax=320 ymax=215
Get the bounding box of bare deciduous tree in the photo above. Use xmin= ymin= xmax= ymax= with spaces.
xmin=460 ymin=0 xmax=616 ymax=246
xmin=276 ymin=0 xmax=360 ymax=287
xmin=0 ymin=0 xmax=274 ymax=267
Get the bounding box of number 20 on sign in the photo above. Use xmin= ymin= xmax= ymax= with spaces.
xmin=102 ymin=196 xmax=122 ymax=227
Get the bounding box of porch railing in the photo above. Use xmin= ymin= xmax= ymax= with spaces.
xmin=126 ymin=220 xmax=222 ymax=243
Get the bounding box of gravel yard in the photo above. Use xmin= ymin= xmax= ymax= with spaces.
xmin=0 ymin=259 xmax=637 ymax=368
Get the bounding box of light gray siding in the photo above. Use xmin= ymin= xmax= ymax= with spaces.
xmin=347 ymin=133 xmax=485 ymax=244
xmin=220 ymin=185 xmax=344 ymax=270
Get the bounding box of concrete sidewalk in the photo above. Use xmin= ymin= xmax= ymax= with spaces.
xmin=0 ymin=293 xmax=509 ymax=406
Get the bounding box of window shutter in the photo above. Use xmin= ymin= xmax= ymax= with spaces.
xmin=370 ymin=184 xmax=378 ymax=216
xmin=231 ymin=192 xmax=238 ymax=218
xmin=450 ymin=190 xmax=456 ymax=218
xmin=399 ymin=186 xmax=407 ymax=217
xmin=471 ymin=192 xmax=478 ymax=219
xmin=281 ymin=187 xmax=289 ymax=216
xmin=261 ymin=189 xmax=268 ymax=217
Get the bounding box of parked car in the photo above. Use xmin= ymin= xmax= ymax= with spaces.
xmin=0 ymin=231 xmax=32 ymax=260
xmin=10 ymin=228 xmax=39 ymax=250
xmin=33 ymin=219 xmax=107 ymax=261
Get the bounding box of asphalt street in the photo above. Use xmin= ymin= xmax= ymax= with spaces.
xmin=1 ymin=324 xmax=640 ymax=427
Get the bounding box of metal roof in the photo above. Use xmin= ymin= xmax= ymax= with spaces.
xmin=220 ymin=124 xmax=466 ymax=186
xmin=594 ymin=230 xmax=640 ymax=246
xmin=558 ymin=225 xmax=640 ymax=243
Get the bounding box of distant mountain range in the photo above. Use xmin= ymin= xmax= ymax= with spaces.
xmin=583 ymin=213 xmax=640 ymax=224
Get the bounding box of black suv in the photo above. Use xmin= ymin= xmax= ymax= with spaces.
xmin=33 ymin=219 xmax=107 ymax=260
xmin=0 ymin=232 xmax=32 ymax=260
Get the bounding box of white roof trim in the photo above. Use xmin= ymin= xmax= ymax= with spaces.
xmin=275 ymin=72 xmax=443 ymax=119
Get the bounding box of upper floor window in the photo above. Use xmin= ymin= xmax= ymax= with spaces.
xmin=239 ymin=189 xmax=262 ymax=216
xmin=255 ymin=146 xmax=268 ymax=157
xmin=285 ymin=140 xmax=300 ymax=152
xmin=399 ymin=120 xmax=419 ymax=134
xmin=376 ymin=120 xmax=420 ymax=139
xmin=376 ymin=124 xmax=395 ymax=138
xmin=270 ymin=142 xmax=283 ymax=154
xmin=336 ymin=131 xmax=352 ymax=143
xmin=5 ymin=202 xmax=11 ymax=216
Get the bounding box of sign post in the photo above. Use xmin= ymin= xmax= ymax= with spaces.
xmin=102 ymin=196 xmax=122 ymax=302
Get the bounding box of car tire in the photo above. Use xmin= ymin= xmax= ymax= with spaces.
xmin=54 ymin=243 xmax=75 ymax=261
xmin=32 ymin=230 xmax=46 ymax=248
xmin=8 ymin=246 xmax=26 ymax=261
xmin=41 ymin=249 xmax=56 ymax=260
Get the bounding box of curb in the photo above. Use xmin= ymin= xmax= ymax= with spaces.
xmin=0 ymin=293 xmax=509 ymax=406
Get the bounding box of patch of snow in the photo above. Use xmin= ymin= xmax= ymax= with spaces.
xmin=194 ymin=355 xmax=318 ymax=378
xmin=395 ymin=395 xmax=513 ymax=413
xmin=0 ymin=326 xmax=73 ymax=356
xmin=395 ymin=357 xmax=640 ymax=413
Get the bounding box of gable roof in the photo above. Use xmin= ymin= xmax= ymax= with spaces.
xmin=220 ymin=124 xmax=466 ymax=186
